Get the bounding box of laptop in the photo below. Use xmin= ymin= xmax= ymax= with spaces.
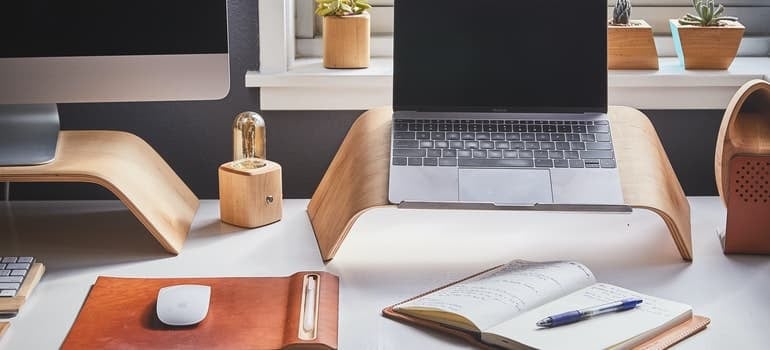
xmin=388 ymin=0 xmax=625 ymax=209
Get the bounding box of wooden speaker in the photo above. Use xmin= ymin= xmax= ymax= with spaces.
xmin=715 ymin=79 xmax=770 ymax=254
xmin=218 ymin=160 xmax=283 ymax=228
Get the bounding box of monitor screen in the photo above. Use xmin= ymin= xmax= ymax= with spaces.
xmin=0 ymin=0 xmax=230 ymax=104
xmin=393 ymin=0 xmax=607 ymax=114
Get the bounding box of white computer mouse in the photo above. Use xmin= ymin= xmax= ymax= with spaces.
xmin=156 ymin=284 xmax=211 ymax=326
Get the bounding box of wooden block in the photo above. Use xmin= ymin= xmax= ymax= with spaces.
xmin=219 ymin=160 xmax=283 ymax=228
xmin=608 ymin=20 xmax=659 ymax=70
xmin=0 ymin=263 xmax=45 ymax=314
xmin=670 ymin=19 xmax=744 ymax=70
xmin=322 ymin=13 xmax=370 ymax=69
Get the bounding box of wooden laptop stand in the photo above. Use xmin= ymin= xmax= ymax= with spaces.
xmin=0 ymin=131 xmax=198 ymax=254
xmin=308 ymin=106 xmax=692 ymax=262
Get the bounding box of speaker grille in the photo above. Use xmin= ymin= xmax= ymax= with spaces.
xmin=734 ymin=159 xmax=770 ymax=203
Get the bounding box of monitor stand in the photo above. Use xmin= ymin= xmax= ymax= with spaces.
xmin=0 ymin=104 xmax=59 ymax=166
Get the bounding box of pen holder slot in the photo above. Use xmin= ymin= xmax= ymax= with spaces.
xmin=297 ymin=273 xmax=320 ymax=341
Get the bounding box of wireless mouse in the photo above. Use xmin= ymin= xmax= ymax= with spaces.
xmin=156 ymin=284 xmax=211 ymax=326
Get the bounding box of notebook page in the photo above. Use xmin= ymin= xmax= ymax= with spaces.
xmin=482 ymin=283 xmax=692 ymax=350
xmin=396 ymin=260 xmax=596 ymax=331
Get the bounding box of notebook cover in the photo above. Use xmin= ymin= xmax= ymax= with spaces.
xmin=382 ymin=267 xmax=709 ymax=350
xmin=0 ymin=263 xmax=45 ymax=314
xmin=62 ymin=272 xmax=339 ymax=350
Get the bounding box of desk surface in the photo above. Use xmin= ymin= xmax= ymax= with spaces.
xmin=0 ymin=198 xmax=767 ymax=349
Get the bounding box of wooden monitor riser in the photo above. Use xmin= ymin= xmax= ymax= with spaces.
xmin=0 ymin=131 xmax=198 ymax=254
xmin=308 ymin=106 xmax=692 ymax=262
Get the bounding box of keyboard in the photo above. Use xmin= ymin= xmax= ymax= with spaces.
xmin=391 ymin=119 xmax=615 ymax=169
xmin=0 ymin=257 xmax=35 ymax=298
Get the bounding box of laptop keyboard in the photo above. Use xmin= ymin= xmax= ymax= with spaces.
xmin=391 ymin=119 xmax=615 ymax=169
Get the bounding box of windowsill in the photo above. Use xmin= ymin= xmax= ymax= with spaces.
xmin=245 ymin=57 xmax=770 ymax=110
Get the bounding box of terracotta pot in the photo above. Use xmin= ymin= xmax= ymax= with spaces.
xmin=322 ymin=13 xmax=370 ymax=69
xmin=607 ymin=19 xmax=658 ymax=70
xmin=670 ymin=19 xmax=744 ymax=70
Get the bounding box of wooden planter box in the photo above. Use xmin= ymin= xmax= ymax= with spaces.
xmin=670 ymin=19 xmax=744 ymax=70
xmin=322 ymin=13 xmax=370 ymax=69
xmin=608 ymin=20 xmax=659 ymax=70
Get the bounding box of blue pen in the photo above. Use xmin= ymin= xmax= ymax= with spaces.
xmin=535 ymin=298 xmax=643 ymax=328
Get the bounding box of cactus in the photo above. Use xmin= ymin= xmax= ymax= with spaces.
xmin=315 ymin=0 xmax=371 ymax=17
xmin=679 ymin=0 xmax=738 ymax=26
xmin=611 ymin=0 xmax=632 ymax=25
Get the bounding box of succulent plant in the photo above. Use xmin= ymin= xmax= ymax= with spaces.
xmin=611 ymin=0 xmax=632 ymax=25
xmin=679 ymin=0 xmax=738 ymax=26
xmin=315 ymin=0 xmax=371 ymax=17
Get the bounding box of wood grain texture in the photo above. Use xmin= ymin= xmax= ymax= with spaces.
xmin=322 ymin=13 xmax=370 ymax=69
xmin=608 ymin=20 xmax=659 ymax=70
xmin=307 ymin=107 xmax=693 ymax=261
xmin=715 ymin=79 xmax=770 ymax=204
xmin=0 ymin=131 xmax=199 ymax=254
xmin=218 ymin=160 xmax=283 ymax=228
xmin=62 ymin=273 xmax=339 ymax=350
xmin=670 ymin=19 xmax=744 ymax=70
xmin=0 ymin=263 xmax=45 ymax=314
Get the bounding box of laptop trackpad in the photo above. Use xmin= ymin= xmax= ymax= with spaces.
xmin=458 ymin=168 xmax=553 ymax=205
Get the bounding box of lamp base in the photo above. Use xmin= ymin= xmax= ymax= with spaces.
xmin=218 ymin=160 xmax=283 ymax=228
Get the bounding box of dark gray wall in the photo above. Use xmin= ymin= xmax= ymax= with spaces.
xmin=5 ymin=0 xmax=725 ymax=200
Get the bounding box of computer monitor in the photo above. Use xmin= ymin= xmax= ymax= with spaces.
xmin=0 ymin=1 xmax=230 ymax=166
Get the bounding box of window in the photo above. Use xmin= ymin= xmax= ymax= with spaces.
xmin=249 ymin=0 xmax=770 ymax=111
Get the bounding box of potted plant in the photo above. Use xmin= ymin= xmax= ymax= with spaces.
xmin=670 ymin=0 xmax=744 ymax=69
xmin=316 ymin=0 xmax=372 ymax=69
xmin=608 ymin=0 xmax=659 ymax=70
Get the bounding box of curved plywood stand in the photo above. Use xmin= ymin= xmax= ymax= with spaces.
xmin=0 ymin=131 xmax=199 ymax=254
xmin=308 ymin=106 xmax=692 ymax=261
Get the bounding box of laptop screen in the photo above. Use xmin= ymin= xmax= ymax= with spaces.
xmin=393 ymin=0 xmax=607 ymax=114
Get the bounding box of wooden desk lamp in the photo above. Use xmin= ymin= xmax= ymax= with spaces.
xmin=715 ymin=79 xmax=770 ymax=254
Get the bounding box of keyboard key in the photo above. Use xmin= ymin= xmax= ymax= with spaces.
xmin=394 ymin=123 xmax=409 ymax=131
xmin=473 ymin=150 xmax=488 ymax=158
xmin=483 ymin=125 xmax=497 ymax=132
xmin=394 ymin=140 xmax=419 ymax=148
xmin=419 ymin=141 xmax=434 ymax=148
xmin=581 ymin=134 xmax=596 ymax=142
xmin=427 ymin=149 xmax=442 ymax=157
xmin=423 ymin=158 xmax=438 ymax=166
xmin=585 ymin=142 xmax=612 ymax=150
xmin=394 ymin=132 xmax=415 ymax=139
xmin=601 ymin=159 xmax=617 ymax=168
xmin=439 ymin=124 xmax=452 ymax=131
xmin=503 ymin=150 xmax=518 ymax=158
xmin=0 ymin=283 xmax=21 ymax=290
xmin=454 ymin=124 xmax=468 ymax=132
xmin=424 ymin=123 xmax=438 ymax=131
xmin=535 ymin=159 xmax=554 ymax=167
xmin=510 ymin=142 xmax=525 ymax=150
xmin=555 ymin=142 xmax=570 ymax=150
xmin=570 ymin=142 xmax=586 ymax=150
xmin=512 ymin=125 xmax=527 ymax=132
xmin=549 ymin=151 xmax=564 ymax=159
xmin=585 ymin=160 xmax=601 ymax=168
xmin=506 ymin=133 xmax=521 ymax=141
xmin=431 ymin=132 xmax=446 ymax=140
xmin=525 ymin=142 xmax=540 ymax=150
xmin=580 ymin=150 xmax=615 ymax=159
xmin=521 ymin=133 xmax=536 ymax=141
xmin=564 ymin=151 xmax=580 ymax=159
xmin=573 ymin=125 xmax=587 ymax=133
xmin=534 ymin=151 xmax=549 ymax=158
xmin=0 ymin=290 xmax=16 ymax=297
xmin=491 ymin=133 xmax=506 ymax=140
xmin=543 ymin=125 xmax=557 ymax=133
xmin=5 ymin=263 xmax=29 ymax=270
xmin=499 ymin=125 xmax=512 ymax=132
xmin=393 ymin=149 xmax=426 ymax=157
xmin=0 ymin=276 xmax=23 ymax=283
xmin=435 ymin=141 xmax=449 ymax=148
xmin=480 ymin=141 xmax=494 ymax=149
xmin=469 ymin=124 xmax=483 ymax=132
xmin=595 ymin=120 xmax=609 ymax=125
xmin=457 ymin=150 xmax=472 ymax=158
xmin=488 ymin=150 xmax=502 ymax=158
xmin=527 ymin=125 xmax=542 ymax=132
xmin=408 ymin=158 xmax=422 ymax=166
xmin=416 ymin=132 xmax=430 ymax=139
xmin=461 ymin=132 xmax=475 ymax=140
xmin=439 ymin=158 xmax=458 ymax=166
xmin=551 ymin=133 xmax=566 ymax=141
xmin=2 ymin=258 xmax=17 ymax=263
xmin=557 ymin=125 xmax=572 ymax=133
xmin=596 ymin=133 xmax=611 ymax=142
xmin=569 ymin=159 xmax=585 ymax=168
xmin=554 ymin=159 xmax=569 ymax=168
xmin=443 ymin=149 xmax=457 ymax=157
xmin=536 ymin=133 xmax=550 ymax=141
xmin=519 ymin=150 xmax=534 ymax=158
xmin=408 ymin=124 xmax=423 ymax=131
xmin=566 ymin=133 xmax=581 ymax=141
xmin=447 ymin=132 xmax=461 ymax=140
xmin=450 ymin=141 xmax=464 ymax=149
xmin=495 ymin=141 xmax=510 ymax=149
xmin=0 ymin=270 xmax=8 ymax=276
xmin=588 ymin=125 xmax=609 ymax=133
xmin=466 ymin=141 xmax=480 ymax=149
xmin=10 ymin=270 xmax=27 ymax=277
xmin=459 ymin=159 xmax=535 ymax=167
xmin=540 ymin=142 xmax=555 ymax=150
xmin=476 ymin=133 xmax=490 ymax=140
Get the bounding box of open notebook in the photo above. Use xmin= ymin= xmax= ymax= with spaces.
xmin=384 ymin=260 xmax=709 ymax=350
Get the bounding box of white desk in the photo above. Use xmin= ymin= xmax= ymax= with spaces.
xmin=0 ymin=198 xmax=768 ymax=349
